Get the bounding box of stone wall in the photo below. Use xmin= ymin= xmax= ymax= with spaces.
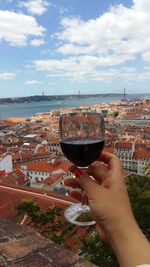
xmin=0 ymin=218 xmax=97 ymax=267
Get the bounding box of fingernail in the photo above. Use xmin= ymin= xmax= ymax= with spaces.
xmin=75 ymin=170 xmax=83 ymax=178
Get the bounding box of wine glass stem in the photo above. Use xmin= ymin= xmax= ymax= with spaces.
xmin=81 ymin=190 xmax=88 ymax=208
xmin=77 ymin=167 xmax=89 ymax=208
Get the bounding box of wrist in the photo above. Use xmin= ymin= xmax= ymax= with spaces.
xmin=102 ymin=213 xmax=138 ymax=245
xmin=104 ymin=217 xmax=150 ymax=267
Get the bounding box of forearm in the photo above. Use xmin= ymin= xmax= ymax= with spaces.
xmin=108 ymin=219 xmax=150 ymax=267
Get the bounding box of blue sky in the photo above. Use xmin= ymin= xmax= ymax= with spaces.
xmin=0 ymin=0 xmax=150 ymax=97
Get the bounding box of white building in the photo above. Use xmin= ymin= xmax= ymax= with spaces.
xmin=48 ymin=139 xmax=61 ymax=155
xmin=114 ymin=142 xmax=150 ymax=175
xmin=20 ymin=159 xmax=70 ymax=184
xmin=0 ymin=154 xmax=13 ymax=173
xmin=134 ymin=148 xmax=150 ymax=175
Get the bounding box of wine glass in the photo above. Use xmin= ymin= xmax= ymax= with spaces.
xmin=59 ymin=112 xmax=105 ymax=226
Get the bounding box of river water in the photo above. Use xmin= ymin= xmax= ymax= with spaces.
xmin=0 ymin=94 xmax=149 ymax=119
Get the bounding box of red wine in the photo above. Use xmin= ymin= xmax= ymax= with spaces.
xmin=60 ymin=138 xmax=105 ymax=167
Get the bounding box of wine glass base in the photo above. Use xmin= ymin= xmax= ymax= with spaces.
xmin=64 ymin=203 xmax=96 ymax=226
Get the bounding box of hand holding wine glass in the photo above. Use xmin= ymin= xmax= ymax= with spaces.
xmin=59 ymin=112 xmax=105 ymax=226
xmin=66 ymin=152 xmax=134 ymax=236
xmin=65 ymin=152 xmax=150 ymax=267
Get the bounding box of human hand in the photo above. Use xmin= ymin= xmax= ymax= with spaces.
xmin=64 ymin=152 xmax=136 ymax=243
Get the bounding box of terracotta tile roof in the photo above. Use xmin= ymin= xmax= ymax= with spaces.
xmin=23 ymin=143 xmax=37 ymax=148
xmin=127 ymin=111 xmax=149 ymax=115
xmin=0 ymin=175 xmax=17 ymax=185
xmin=56 ymin=161 xmax=72 ymax=172
xmin=42 ymin=173 xmax=65 ymax=186
xmin=34 ymin=152 xmax=52 ymax=158
xmin=0 ymin=183 xmax=77 ymax=220
xmin=115 ymin=142 xmax=133 ymax=149
xmin=51 ymin=157 xmax=62 ymax=166
xmin=134 ymin=148 xmax=150 ymax=159
xmin=142 ymin=127 xmax=150 ymax=132
xmin=19 ymin=159 xmax=71 ymax=174
xmin=0 ymin=168 xmax=29 ymax=186
xmin=23 ymin=160 xmax=53 ymax=172
xmin=12 ymin=151 xmax=33 ymax=162
xmin=0 ymin=200 xmax=13 ymax=218
xmin=12 ymin=153 xmax=20 ymax=161
xmin=65 ymin=225 xmax=96 ymax=254
xmin=121 ymin=115 xmax=141 ymax=119
xmin=49 ymin=138 xmax=60 ymax=144
xmin=14 ymin=168 xmax=30 ymax=184
xmin=22 ymin=150 xmax=33 ymax=157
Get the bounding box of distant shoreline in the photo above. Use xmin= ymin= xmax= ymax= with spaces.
xmin=0 ymin=94 xmax=149 ymax=120
xmin=0 ymin=94 xmax=123 ymax=105
xmin=0 ymin=93 xmax=148 ymax=105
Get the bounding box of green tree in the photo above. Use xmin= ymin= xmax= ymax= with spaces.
xmin=113 ymin=111 xmax=119 ymax=117
xmin=126 ymin=174 xmax=150 ymax=239
xmin=17 ymin=200 xmax=75 ymax=245
xmin=79 ymin=232 xmax=119 ymax=267
xmin=17 ymin=198 xmax=41 ymax=224
xmin=41 ymin=206 xmax=65 ymax=244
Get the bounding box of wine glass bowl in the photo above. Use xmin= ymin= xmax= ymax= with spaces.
xmin=59 ymin=112 xmax=105 ymax=226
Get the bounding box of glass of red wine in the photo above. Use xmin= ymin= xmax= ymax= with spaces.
xmin=59 ymin=112 xmax=105 ymax=226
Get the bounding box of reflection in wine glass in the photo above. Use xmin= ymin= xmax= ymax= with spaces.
xmin=59 ymin=112 xmax=105 ymax=226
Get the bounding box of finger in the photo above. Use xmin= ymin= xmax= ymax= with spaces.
xmin=69 ymin=165 xmax=77 ymax=173
xmin=98 ymin=152 xmax=122 ymax=173
xmin=76 ymin=172 xmax=103 ymax=199
xmin=87 ymin=163 xmax=108 ymax=183
xmin=98 ymin=153 xmax=124 ymax=187
xmin=64 ymin=178 xmax=80 ymax=188
xmin=98 ymin=151 xmax=118 ymax=164
xmin=70 ymin=190 xmax=82 ymax=201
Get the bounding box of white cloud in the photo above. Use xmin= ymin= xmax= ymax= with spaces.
xmin=134 ymin=0 xmax=150 ymax=12
xmin=31 ymin=0 xmax=150 ymax=84
xmin=33 ymin=57 xmax=150 ymax=83
xmin=89 ymin=67 xmax=150 ymax=82
xmin=56 ymin=0 xmax=150 ymax=55
xmin=142 ymin=51 xmax=150 ymax=62
xmin=25 ymin=80 xmax=42 ymax=84
xmin=0 ymin=10 xmax=45 ymax=46
xmin=33 ymin=53 xmax=150 ymax=84
xmin=0 ymin=72 xmax=16 ymax=80
xmin=19 ymin=0 xmax=49 ymax=15
xmin=33 ymin=53 xmax=134 ymax=74
xmin=55 ymin=0 xmax=150 ymax=60
xmin=30 ymin=38 xmax=45 ymax=46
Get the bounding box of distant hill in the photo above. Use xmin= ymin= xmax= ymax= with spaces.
xmin=0 ymin=94 xmax=124 ymax=104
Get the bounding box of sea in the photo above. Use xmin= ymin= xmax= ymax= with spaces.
xmin=0 ymin=94 xmax=149 ymax=119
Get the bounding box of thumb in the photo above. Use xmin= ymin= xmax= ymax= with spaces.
xmin=75 ymin=170 xmax=100 ymax=198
